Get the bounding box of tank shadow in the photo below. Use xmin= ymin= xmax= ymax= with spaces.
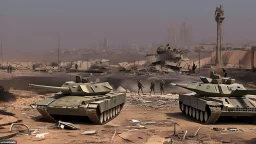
xmin=165 ymin=112 xmax=195 ymax=123
xmin=33 ymin=115 xmax=93 ymax=125
xmin=215 ymin=116 xmax=255 ymax=125
xmin=244 ymin=138 xmax=256 ymax=144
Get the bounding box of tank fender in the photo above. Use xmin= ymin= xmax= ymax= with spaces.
xmin=87 ymin=93 xmax=126 ymax=113
xmin=33 ymin=98 xmax=56 ymax=106
xmin=206 ymin=101 xmax=222 ymax=106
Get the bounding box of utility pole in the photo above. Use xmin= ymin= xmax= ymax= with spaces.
xmin=0 ymin=44 xmax=2 ymax=69
xmin=198 ymin=47 xmax=201 ymax=73
xmin=57 ymin=34 xmax=60 ymax=71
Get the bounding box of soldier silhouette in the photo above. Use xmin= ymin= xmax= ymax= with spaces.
xmin=150 ymin=80 xmax=155 ymax=96
xmin=137 ymin=80 xmax=144 ymax=95
xmin=160 ymin=80 xmax=165 ymax=95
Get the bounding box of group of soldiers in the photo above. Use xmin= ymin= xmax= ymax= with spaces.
xmin=7 ymin=65 xmax=13 ymax=73
xmin=137 ymin=80 xmax=165 ymax=96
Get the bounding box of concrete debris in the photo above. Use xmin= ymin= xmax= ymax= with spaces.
xmin=227 ymin=128 xmax=238 ymax=132
xmin=126 ymin=124 xmax=146 ymax=129
xmin=35 ymin=132 xmax=49 ymax=139
xmin=0 ymin=132 xmax=18 ymax=140
xmin=57 ymin=121 xmax=79 ymax=130
xmin=141 ymin=100 xmax=152 ymax=103
xmin=81 ymin=130 xmax=97 ymax=135
xmin=141 ymin=121 xmax=156 ymax=125
xmin=10 ymin=123 xmax=30 ymax=135
xmin=212 ymin=127 xmax=225 ymax=131
xmin=131 ymin=119 xmax=140 ymax=123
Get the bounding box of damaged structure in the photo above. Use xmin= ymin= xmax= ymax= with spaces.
xmin=118 ymin=44 xmax=193 ymax=73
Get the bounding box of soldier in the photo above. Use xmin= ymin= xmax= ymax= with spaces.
xmin=9 ymin=65 xmax=12 ymax=73
xmin=32 ymin=64 xmax=36 ymax=71
xmin=222 ymin=68 xmax=227 ymax=77
xmin=137 ymin=80 xmax=144 ymax=95
xmin=192 ymin=62 xmax=197 ymax=74
xmin=7 ymin=65 xmax=9 ymax=73
xmin=150 ymin=80 xmax=155 ymax=96
xmin=160 ymin=80 xmax=165 ymax=95
xmin=75 ymin=63 xmax=78 ymax=71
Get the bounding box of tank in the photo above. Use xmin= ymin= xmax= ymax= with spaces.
xmin=28 ymin=76 xmax=126 ymax=125
xmin=171 ymin=71 xmax=256 ymax=124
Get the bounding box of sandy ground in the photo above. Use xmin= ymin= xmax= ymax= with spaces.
xmin=0 ymin=71 xmax=256 ymax=144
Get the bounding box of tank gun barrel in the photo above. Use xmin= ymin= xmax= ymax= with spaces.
xmin=28 ymin=84 xmax=70 ymax=94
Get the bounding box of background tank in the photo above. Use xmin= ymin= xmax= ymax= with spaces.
xmin=171 ymin=71 xmax=256 ymax=124
xmin=29 ymin=76 xmax=126 ymax=125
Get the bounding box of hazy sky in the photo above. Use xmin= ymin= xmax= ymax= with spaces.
xmin=1 ymin=0 xmax=256 ymax=53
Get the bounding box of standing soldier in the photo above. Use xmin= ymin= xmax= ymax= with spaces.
xmin=137 ymin=80 xmax=144 ymax=95
xmin=7 ymin=65 xmax=9 ymax=73
xmin=192 ymin=62 xmax=197 ymax=74
xmin=32 ymin=64 xmax=36 ymax=71
xmin=150 ymin=80 xmax=155 ymax=96
xmin=9 ymin=65 xmax=12 ymax=73
xmin=75 ymin=63 xmax=78 ymax=72
xmin=160 ymin=80 xmax=165 ymax=95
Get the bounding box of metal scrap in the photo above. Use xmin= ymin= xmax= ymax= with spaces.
xmin=81 ymin=130 xmax=97 ymax=135
xmin=111 ymin=130 xmax=116 ymax=141
xmin=57 ymin=121 xmax=79 ymax=130
xmin=10 ymin=123 xmax=30 ymax=135
xmin=35 ymin=132 xmax=49 ymax=139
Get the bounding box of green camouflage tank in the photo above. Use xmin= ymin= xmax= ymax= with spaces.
xmin=171 ymin=71 xmax=256 ymax=124
xmin=29 ymin=76 xmax=126 ymax=124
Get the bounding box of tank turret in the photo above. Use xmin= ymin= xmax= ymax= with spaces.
xmin=171 ymin=71 xmax=256 ymax=97
xmin=28 ymin=78 xmax=126 ymax=125
xmin=172 ymin=71 xmax=256 ymax=124
xmin=28 ymin=81 xmax=113 ymax=96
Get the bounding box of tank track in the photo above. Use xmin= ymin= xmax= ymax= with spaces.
xmin=87 ymin=103 xmax=124 ymax=125
xmin=36 ymin=103 xmax=125 ymax=125
xmin=205 ymin=106 xmax=222 ymax=124
xmin=179 ymin=101 xmax=221 ymax=124
xmin=37 ymin=106 xmax=57 ymax=122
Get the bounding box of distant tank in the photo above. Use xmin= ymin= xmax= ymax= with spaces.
xmin=147 ymin=43 xmax=193 ymax=73
xmin=29 ymin=76 xmax=126 ymax=124
xmin=171 ymin=71 xmax=256 ymax=124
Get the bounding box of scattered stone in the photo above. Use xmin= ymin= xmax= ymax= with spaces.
xmin=227 ymin=128 xmax=238 ymax=132
xmin=141 ymin=121 xmax=156 ymax=125
xmin=212 ymin=127 xmax=225 ymax=131
xmin=131 ymin=119 xmax=140 ymax=123
xmin=81 ymin=130 xmax=96 ymax=135
xmin=0 ymin=132 xmax=18 ymax=140
xmin=35 ymin=132 xmax=49 ymax=139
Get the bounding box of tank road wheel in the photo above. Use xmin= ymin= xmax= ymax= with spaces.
xmin=112 ymin=108 xmax=115 ymax=117
xmin=192 ymin=108 xmax=196 ymax=118
xmin=185 ymin=105 xmax=189 ymax=115
xmin=114 ymin=107 xmax=118 ymax=115
xmin=99 ymin=113 xmax=104 ymax=124
xmin=200 ymin=111 xmax=204 ymax=123
xmin=108 ymin=109 xmax=112 ymax=119
xmin=179 ymin=102 xmax=183 ymax=111
xmin=106 ymin=110 xmax=110 ymax=120
xmin=104 ymin=111 xmax=107 ymax=122
xmin=181 ymin=103 xmax=185 ymax=113
xmin=189 ymin=107 xmax=192 ymax=116
xmin=196 ymin=109 xmax=200 ymax=120
xmin=117 ymin=105 xmax=120 ymax=113
xmin=204 ymin=111 xmax=209 ymax=122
